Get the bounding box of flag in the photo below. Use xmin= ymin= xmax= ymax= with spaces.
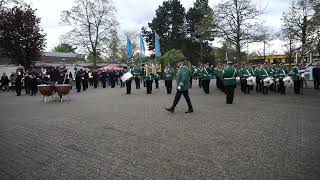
xmin=155 ymin=32 xmax=161 ymax=58
xmin=140 ymin=34 xmax=145 ymax=58
xmin=127 ymin=36 xmax=133 ymax=60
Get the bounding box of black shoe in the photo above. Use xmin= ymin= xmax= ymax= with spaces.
xmin=165 ymin=108 xmax=174 ymax=113
xmin=185 ymin=109 xmax=193 ymax=113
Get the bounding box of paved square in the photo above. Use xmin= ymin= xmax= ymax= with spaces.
xmin=0 ymin=80 xmax=319 ymax=179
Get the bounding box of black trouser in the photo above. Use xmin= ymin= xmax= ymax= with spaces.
xmin=189 ymin=77 xmax=193 ymax=89
xmin=294 ymin=80 xmax=301 ymax=94
xmin=146 ymin=80 xmax=153 ymax=94
xmin=93 ymin=80 xmax=98 ymax=88
xmin=155 ymin=78 xmax=159 ymax=88
xmin=171 ymin=90 xmax=193 ymax=110
xmin=199 ymin=78 xmax=202 ymax=88
xmin=224 ymin=85 xmax=235 ymax=104
xmin=314 ymin=78 xmax=320 ymax=89
xmin=165 ymin=80 xmax=172 ymax=94
xmin=31 ymin=83 xmax=37 ymax=96
xmin=111 ymin=80 xmax=115 ymax=88
xmin=120 ymin=80 xmax=124 ymax=88
xmin=25 ymin=81 xmax=30 ymax=94
xmin=126 ymin=80 xmax=132 ymax=94
xmin=89 ymin=79 xmax=93 ymax=86
xmin=256 ymin=78 xmax=262 ymax=92
xmin=240 ymin=78 xmax=245 ymax=93
xmin=202 ymin=80 xmax=210 ymax=94
xmin=82 ymin=80 xmax=88 ymax=91
xmin=102 ymin=80 xmax=106 ymax=88
xmin=76 ymin=80 xmax=81 ymax=92
xmin=273 ymin=81 xmax=277 ymax=92
xmin=16 ymin=85 xmax=21 ymax=96
xmin=143 ymin=80 xmax=146 ymax=87
xmin=135 ymin=77 xmax=140 ymax=89
xmin=243 ymin=79 xmax=250 ymax=94
xmin=278 ymin=78 xmax=286 ymax=94
xmin=262 ymin=81 xmax=269 ymax=94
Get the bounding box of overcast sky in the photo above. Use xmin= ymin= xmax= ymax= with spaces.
xmin=27 ymin=0 xmax=292 ymax=54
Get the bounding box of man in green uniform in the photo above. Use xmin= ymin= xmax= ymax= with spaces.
xmin=260 ymin=64 xmax=269 ymax=94
xmin=189 ymin=65 xmax=194 ymax=89
xmin=166 ymin=58 xmax=193 ymax=113
xmin=201 ymin=63 xmax=211 ymax=94
xmin=198 ymin=64 xmax=203 ymax=88
xmin=132 ymin=65 xmax=141 ymax=89
xmin=222 ymin=61 xmax=237 ymax=104
xmin=124 ymin=64 xmax=133 ymax=94
xmin=239 ymin=64 xmax=252 ymax=94
xmin=255 ymin=65 xmax=262 ymax=93
xmin=145 ymin=68 xmax=153 ymax=94
xmin=277 ymin=64 xmax=287 ymax=94
xmin=292 ymin=64 xmax=301 ymax=94
xmin=164 ymin=64 xmax=174 ymax=94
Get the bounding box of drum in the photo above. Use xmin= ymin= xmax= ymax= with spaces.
xmin=38 ymin=84 xmax=55 ymax=96
xmin=263 ymin=77 xmax=274 ymax=87
xmin=55 ymin=84 xmax=71 ymax=95
xmin=246 ymin=76 xmax=256 ymax=86
xmin=283 ymin=76 xmax=293 ymax=87
xmin=121 ymin=72 xmax=133 ymax=83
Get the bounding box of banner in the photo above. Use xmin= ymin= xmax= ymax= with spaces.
xmin=140 ymin=34 xmax=145 ymax=58
xmin=127 ymin=36 xmax=133 ymax=60
xmin=155 ymin=32 xmax=161 ymax=58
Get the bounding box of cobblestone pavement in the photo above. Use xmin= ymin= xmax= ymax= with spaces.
xmin=0 ymin=80 xmax=319 ymax=179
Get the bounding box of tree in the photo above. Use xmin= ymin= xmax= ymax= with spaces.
xmin=159 ymin=49 xmax=185 ymax=67
xmin=53 ymin=43 xmax=76 ymax=53
xmin=255 ymin=26 xmax=276 ymax=61
xmin=142 ymin=0 xmax=186 ymax=56
xmin=282 ymin=0 xmax=319 ymax=63
xmin=61 ymin=0 xmax=118 ymax=67
xmin=215 ymin=0 xmax=263 ymax=62
xmin=281 ymin=19 xmax=297 ymax=66
xmin=186 ymin=0 xmax=215 ymax=63
xmin=108 ymin=29 xmax=120 ymax=62
xmin=0 ymin=5 xmax=46 ymax=67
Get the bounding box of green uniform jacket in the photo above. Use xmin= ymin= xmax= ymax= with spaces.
xmin=278 ymin=68 xmax=286 ymax=78
xmin=176 ymin=65 xmax=190 ymax=91
xmin=132 ymin=67 xmax=141 ymax=78
xmin=291 ymin=66 xmax=300 ymax=81
xmin=254 ymin=69 xmax=261 ymax=78
xmin=260 ymin=69 xmax=269 ymax=79
xmin=222 ymin=67 xmax=237 ymax=86
xmin=144 ymin=74 xmax=153 ymax=81
xmin=163 ymin=69 xmax=174 ymax=80
xmin=201 ymin=68 xmax=211 ymax=80
xmin=239 ymin=68 xmax=251 ymax=78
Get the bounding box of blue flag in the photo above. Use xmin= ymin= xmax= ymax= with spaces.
xmin=127 ymin=36 xmax=133 ymax=60
xmin=155 ymin=32 xmax=161 ymax=58
xmin=140 ymin=34 xmax=145 ymax=58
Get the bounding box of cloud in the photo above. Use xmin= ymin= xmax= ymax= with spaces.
xmin=26 ymin=0 xmax=292 ymax=54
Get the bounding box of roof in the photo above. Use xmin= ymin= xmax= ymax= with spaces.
xmin=42 ymin=52 xmax=79 ymax=58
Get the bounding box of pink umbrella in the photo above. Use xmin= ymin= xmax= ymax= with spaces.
xmin=97 ymin=65 xmax=123 ymax=72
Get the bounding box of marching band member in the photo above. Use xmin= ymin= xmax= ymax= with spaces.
xmin=164 ymin=64 xmax=174 ymax=94
xmin=15 ymin=70 xmax=23 ymax=96
xmin=239 ymin=64 xmax=252 ymax=94
xmin=313 ymin=63 xmax=320 ymax=89
xmin=166 ymin=58 xmax=193 ymax=113
xmin=277 ymin=64 xmax=287 ymax=94
xmin=189 ymin=65 xmax=194 ymax=89
xmin=255 ymin=65 xmax=262 ymax=93
xmin=145 ymin=65 xmax=153 ymax=94
xmin=132 ymin=65 xmax=141 ymax=89
xmin=260 ymin=64 xmax=269 ymax=94
xmin=125 ymin=64 xmax=133 ymax=94
xmin=292 ymin=64 xmax=301 ymax=94
xmin=198 ymin=64 xmax=203 ymax=88
xmin=201 ymin=63 xmax=211 ymax=94
xmin=222 ymin=61 xmax=237 ymax=104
